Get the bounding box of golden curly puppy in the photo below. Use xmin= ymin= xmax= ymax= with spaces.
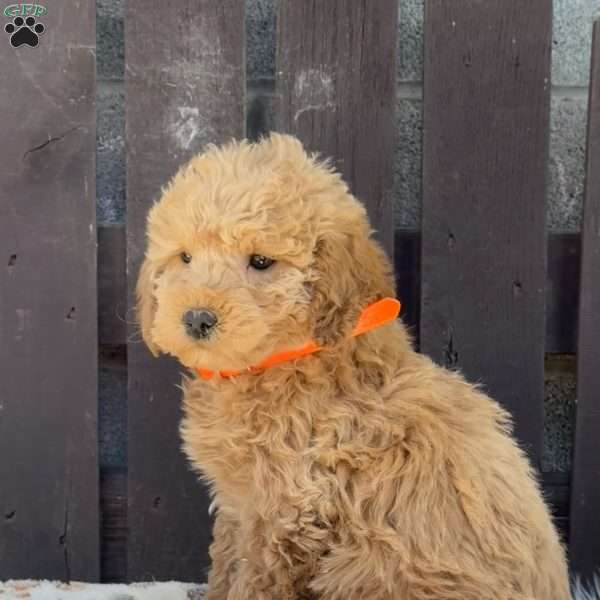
xmin=137 ymin=133 xmax=570 ymax=600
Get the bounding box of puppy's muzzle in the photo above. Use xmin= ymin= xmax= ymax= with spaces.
xmin=183 ymin=309 xmax=218 ymax=340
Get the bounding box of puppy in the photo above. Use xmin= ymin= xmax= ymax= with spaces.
xmin=137 ymin=133 xmax=570 ymax=599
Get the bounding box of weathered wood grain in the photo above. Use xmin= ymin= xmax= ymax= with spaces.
xmin=421 ymin=0 xmax=552 ymax=467
xmin=546 ymin=233 xmax=580 ymax=354
xmin=569 ymin=19 xmax=600 ymax=581
xmin=275 ymin=0 xmax=398 ymax=258
xmin=0 ymin=2 xmax=99 ymax=581
xmin=125 ymin=0 xmax=245 ymax=581
xmin=100 ymin=468 xmax=127 ymax=583
xmin=395 ymin=231 xmax=421 ymax=342
xmin=99 ymin=226 xmax=127 ymax=347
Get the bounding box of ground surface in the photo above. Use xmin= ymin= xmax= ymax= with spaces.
xmin=0 ymin=582 xmax=206 ymax=600
xmin=1 ymin=579 xmax=599 ymax=599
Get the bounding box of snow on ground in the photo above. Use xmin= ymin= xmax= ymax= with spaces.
xmin=0 ymin=581 xmax=206 ymax=600
xmin=3 ymin=578 xmax=600 ymax=599
xmin=574 ymin=576 xmax=600 ymax=600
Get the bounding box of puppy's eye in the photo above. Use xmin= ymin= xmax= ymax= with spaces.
xmin=249 ymin=255 xmax=275 ymax=270
xmin=180 ymin=252 xmax=192 ymax=264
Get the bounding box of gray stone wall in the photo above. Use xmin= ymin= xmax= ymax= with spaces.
xmin=97 ymin=0 xmax=600 ymax=472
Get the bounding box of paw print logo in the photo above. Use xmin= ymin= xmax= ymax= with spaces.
xmin=5 ymin=16 xmax=45 ymax=48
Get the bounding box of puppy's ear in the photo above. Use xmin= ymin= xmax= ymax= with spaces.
xmin=309 ymin=222 xmax=396 ymax=347
xmin=136 ymin=257 xmax=160 ymax=357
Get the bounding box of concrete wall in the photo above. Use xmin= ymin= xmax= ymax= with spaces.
xmin=97 ymin=0 xmax=600 ymax=472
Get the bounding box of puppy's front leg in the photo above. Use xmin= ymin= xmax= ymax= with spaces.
xmin=205 ymin=509 xmax=241 ymax=600
xmin=226 ymin=505 xmax=327 ymax=600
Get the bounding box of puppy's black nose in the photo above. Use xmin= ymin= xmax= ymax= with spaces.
xmin=183 ymin=309 xmax=218 ymax=340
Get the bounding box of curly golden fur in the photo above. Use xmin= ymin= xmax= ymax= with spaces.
xmin=137 ymin=133 xmax=570 ymax=599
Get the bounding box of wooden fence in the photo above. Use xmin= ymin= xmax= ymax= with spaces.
xmin=0 ymin=0 xmax=598 ymax=585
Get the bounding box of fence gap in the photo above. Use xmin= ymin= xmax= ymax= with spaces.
xmin=569 ymin=19 xmax=600 ymax=580
xmin=125 ymin=0 xmax=245 ymax=581
xmin=275 ymin=0 xmax=398 ymax=259
xmin=421 ymin=0 xmax=552 ymax=467
xmin=0 ymin=2 xmax=99 ymax=581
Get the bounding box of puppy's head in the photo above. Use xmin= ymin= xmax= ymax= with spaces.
xmin=137 ymin=133 xmax=395 ymax=371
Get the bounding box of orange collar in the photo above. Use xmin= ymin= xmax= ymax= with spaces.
xmin=195 ymin=297 xmax=401 ymax=381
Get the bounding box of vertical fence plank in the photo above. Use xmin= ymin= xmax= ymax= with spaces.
xmin=275 ymin=0 xmax=398 ymax=258
xmin=98 ymin=226 xmax=127 ymax=347
xmin=421 ymin=0 xmax=551 ymax=467
xmin=126 ymin=0 xmax=245 ymax=581
xmin=569 ymin=19 xmax=600 ymax=580
xmin=0 ymin=3 xmax=98 ymax=581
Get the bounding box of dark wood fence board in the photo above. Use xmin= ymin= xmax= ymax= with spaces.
xmin=421 ymin=0 xmax=552 ymax=467
xmin=395 ymin=231 xmax=579 ymax=354
xmin=546 ymin=233 xmax=580 ymax=354
xmin=0 ymin=3 xmax=99 ymax=581
xmin=569 ymin=19 xmax=600 ymax=579
xmin=275 ymin=0 xmax=398 ymax=258
xmin=101 ymin=468 xmax=127 ymax=583
xmin=395 ymin=231 xmax=421 ymax=344
xmin=126 ymin=0 xmax=245 ymax=581
xmin=99 ymin=226 xmax=127 ymax=347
